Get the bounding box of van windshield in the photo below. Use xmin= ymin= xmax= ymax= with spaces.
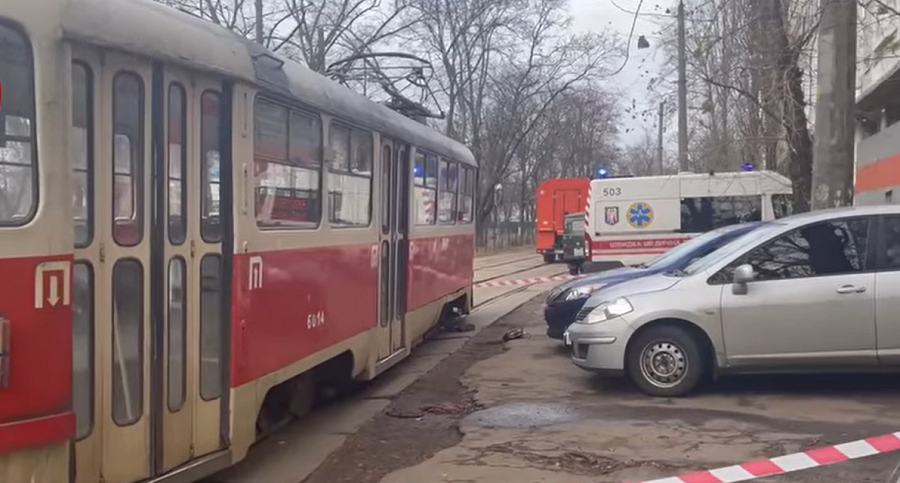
xmin=681 ymin=222 xmax=786 ymax=275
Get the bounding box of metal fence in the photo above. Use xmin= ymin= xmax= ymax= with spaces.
xmin=476 ymin=221 xmax=536 ymax=251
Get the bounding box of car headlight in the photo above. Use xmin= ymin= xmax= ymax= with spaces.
xmin=563 ymin=284 xmax=606 ymax=301
xmin=585 ymin=297 xmax=633 ymax=324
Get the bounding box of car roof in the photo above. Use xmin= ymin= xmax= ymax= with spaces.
xmin=776 ymin=204 xmax=900 ymax=226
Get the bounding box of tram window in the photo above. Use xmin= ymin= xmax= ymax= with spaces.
xmin=438 ymin=159 xmax=458 ymax=225
xmin=458 ymin=166 xmax=474 ymax=224
xmin=254 ymin=97 xmax=321 ymax=229
xmin=0 ymin=23 xmax=37 ymax=225
xmin=73 ymin=262 xmax=94 ymax=440
xmin=112 ymin=72 xmax=145 ymax=247
xmin=199 ymin=255 xmax=222 ymax=400
xmin=167 ymin=257 xmax=186 ymax=411
xmin=413 ymin=151 xmax=436 ymax=225
xmin=328 ymin=123 xmax=372 ymax=227
xmin=112 ymin=259 xmax=144 ymax=426
xmin=168 ymin=84 xmax=187 ymax=245
xmin=381 ymin=144 xmax=392 ymax=235
xmin=201 ymin=91 xmax=222 ymax=242
xmin=380 ymin=240 xmax=390 ymax=327
xmin=72 ymin=62 xmax=94 ymax=247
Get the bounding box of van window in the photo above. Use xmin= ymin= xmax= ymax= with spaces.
xmin=772 ymin=194 xmax=793 ymax=218
xmin=681 ymin=196 xmax=762 ymax=232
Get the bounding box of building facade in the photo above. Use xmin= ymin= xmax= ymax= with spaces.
xmin=855 ymin=1 xmax=900 ymax=205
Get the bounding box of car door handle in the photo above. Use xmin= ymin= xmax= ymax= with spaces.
xmin=836 ymin=285 xmax=866 ymax=294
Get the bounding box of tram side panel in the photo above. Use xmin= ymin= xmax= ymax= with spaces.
xmin=226 ymin=89 xmax=380 ymax=459
xmin=0 ymin=12 xmax=74 ymax=482
xmin=405 ymin=159 xmax=476 ymax=346
xmin=230 ymin=244 xmax=377 ymax=389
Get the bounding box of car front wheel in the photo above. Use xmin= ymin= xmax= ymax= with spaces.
xmin=626 ymin=325 xmax=703 ymax=397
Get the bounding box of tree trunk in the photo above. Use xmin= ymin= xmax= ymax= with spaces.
xmin=772 ymin=0 xmax=813 ymax=212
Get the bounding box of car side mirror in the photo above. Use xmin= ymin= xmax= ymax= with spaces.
xmin=731 ymin=264 xmax=755 ymax=295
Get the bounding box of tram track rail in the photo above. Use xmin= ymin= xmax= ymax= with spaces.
xmin=473 ymin=259 xmax=555 ymax=284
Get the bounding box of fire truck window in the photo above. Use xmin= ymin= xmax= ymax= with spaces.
xmin=438 ymin=159 xmax=458 ymax=225
xmin=458 ymin=166 xmax=474 ymax=224
xmin=254 ymin=97 xmax=321 ymax=229
xmin=328 ymin=124 xmax=372 ymax=227
xmin=73 ymin=262 xmax=94 ymax=440
xmin=112 ymin=259 xmax=144 ymax=426
xmin=201 ymin=91 xmax=222 ymax=243
xmin=72 ymin=62 xmax=93 ymax=247
xmin=680 ymin=195 xmax=762 ymax=233
xmin=413 ymin=151 xmax=436 ymax=225
xmin=112 ymin=72 xmax=145 ymax=247
xmin=200 ymin=255 xmax=222 ymax=400
xmin=0 ymin=23 xmax=37 ymax=225
xmin=167 ymin=257 xmax=186 ymax=411
xmin=167 ymin=84 xmax=187 ymax=245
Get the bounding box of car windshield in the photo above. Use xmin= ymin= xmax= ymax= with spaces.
xmin=644 ymin=224 xmax=752 ymax=269
xmin=681 ymin=222 xmax=787 ymax=275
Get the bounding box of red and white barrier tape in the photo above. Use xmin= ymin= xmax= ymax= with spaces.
xmin=474 ymin=274 xmax=583 ymax=289
xmin=634 ymin=431 xmax=900 ymax=483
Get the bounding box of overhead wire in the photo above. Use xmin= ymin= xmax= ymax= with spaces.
xmin=607 ymin=0 xmax=645 ymax=77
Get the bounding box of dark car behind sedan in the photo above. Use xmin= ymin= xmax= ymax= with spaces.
xmin=544 ymin=222 xmax=764 ymax=340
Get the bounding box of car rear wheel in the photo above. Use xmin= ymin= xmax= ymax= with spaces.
xmin=626 ymin=325 xmax=703 ymax=397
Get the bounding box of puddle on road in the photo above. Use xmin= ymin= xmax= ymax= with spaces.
xmin=462 ymin=402 xmax=588 ymax=429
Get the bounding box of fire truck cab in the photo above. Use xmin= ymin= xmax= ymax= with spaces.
xmin=536 ymin=178 xmax=590 ymax=263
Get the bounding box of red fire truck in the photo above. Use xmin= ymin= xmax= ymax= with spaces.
xmin=535 ymin=178 xmax=590 ymax=263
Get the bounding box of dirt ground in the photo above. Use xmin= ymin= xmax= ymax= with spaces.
xmin=302 ymin=311 xmax=521 ymax=483
xmin=303 ymin=296 xmax=900 ymax=483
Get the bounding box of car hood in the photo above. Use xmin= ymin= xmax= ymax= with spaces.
xmin=581 ymin=272 xmax=682 ymax=309
xmin=547 ymin=266 xmax=642 ymax=300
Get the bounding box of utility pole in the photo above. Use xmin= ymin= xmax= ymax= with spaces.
xmin=657 ymin=101 xmax=665 ymax=175
xmin=255 ymin=0 xmax=264 ymax=45
xmin=811 ymin=0 xmax=856 ymax=210
xmin=677 ymin=0 xmax=689 ymax=173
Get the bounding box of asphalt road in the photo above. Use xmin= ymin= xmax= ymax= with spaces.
xmin=217 ymin=249 xmax=900 ymax=483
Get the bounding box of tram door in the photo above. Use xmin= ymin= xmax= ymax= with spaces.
xmin=72 ymin=49 xmax=230 ymax=483
xmin=377 ymin=139 xmax=410 ymax=362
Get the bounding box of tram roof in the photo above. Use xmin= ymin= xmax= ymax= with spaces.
xmin=55 ymin=0 xmax=476 ymax=167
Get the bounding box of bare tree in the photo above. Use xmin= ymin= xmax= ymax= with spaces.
xmin=648 ymin=0 xmax=820 ymax=212
xmin=154 ymin=0 xmax=415 ymax=74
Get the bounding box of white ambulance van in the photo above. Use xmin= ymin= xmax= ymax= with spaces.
xmin=588 ymin=170 xmax=793 ymax=267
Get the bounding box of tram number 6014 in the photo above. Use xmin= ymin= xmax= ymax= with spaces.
xmin=307 ymin=310 xmax=326 ymax=329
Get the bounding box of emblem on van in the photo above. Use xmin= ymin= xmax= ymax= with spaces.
xmin=604 ymin=206 xmax=619 ymax=225
xmin=627 ymin=202 xmax=654 ymax=228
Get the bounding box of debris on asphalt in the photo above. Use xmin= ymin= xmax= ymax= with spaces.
xmin=385 ymin=409 xmax=423 ymax=419
xmin=502 ymin=326 xmax=527 ymax=342
xmin=441 ymin=316 xmax=476 ymax=332
xmin=420 ymin=401 xmax=474 ymax=415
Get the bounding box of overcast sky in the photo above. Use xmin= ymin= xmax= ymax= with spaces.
xmin=567 ymin=0 xmax=671 ymax=147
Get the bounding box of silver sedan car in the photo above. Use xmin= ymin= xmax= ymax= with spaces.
xmin=565 ymin=205 xmax=900 ymax=397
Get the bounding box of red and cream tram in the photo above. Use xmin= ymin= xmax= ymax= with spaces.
xmin=0 ymin=0 xmax=477 ymax=481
